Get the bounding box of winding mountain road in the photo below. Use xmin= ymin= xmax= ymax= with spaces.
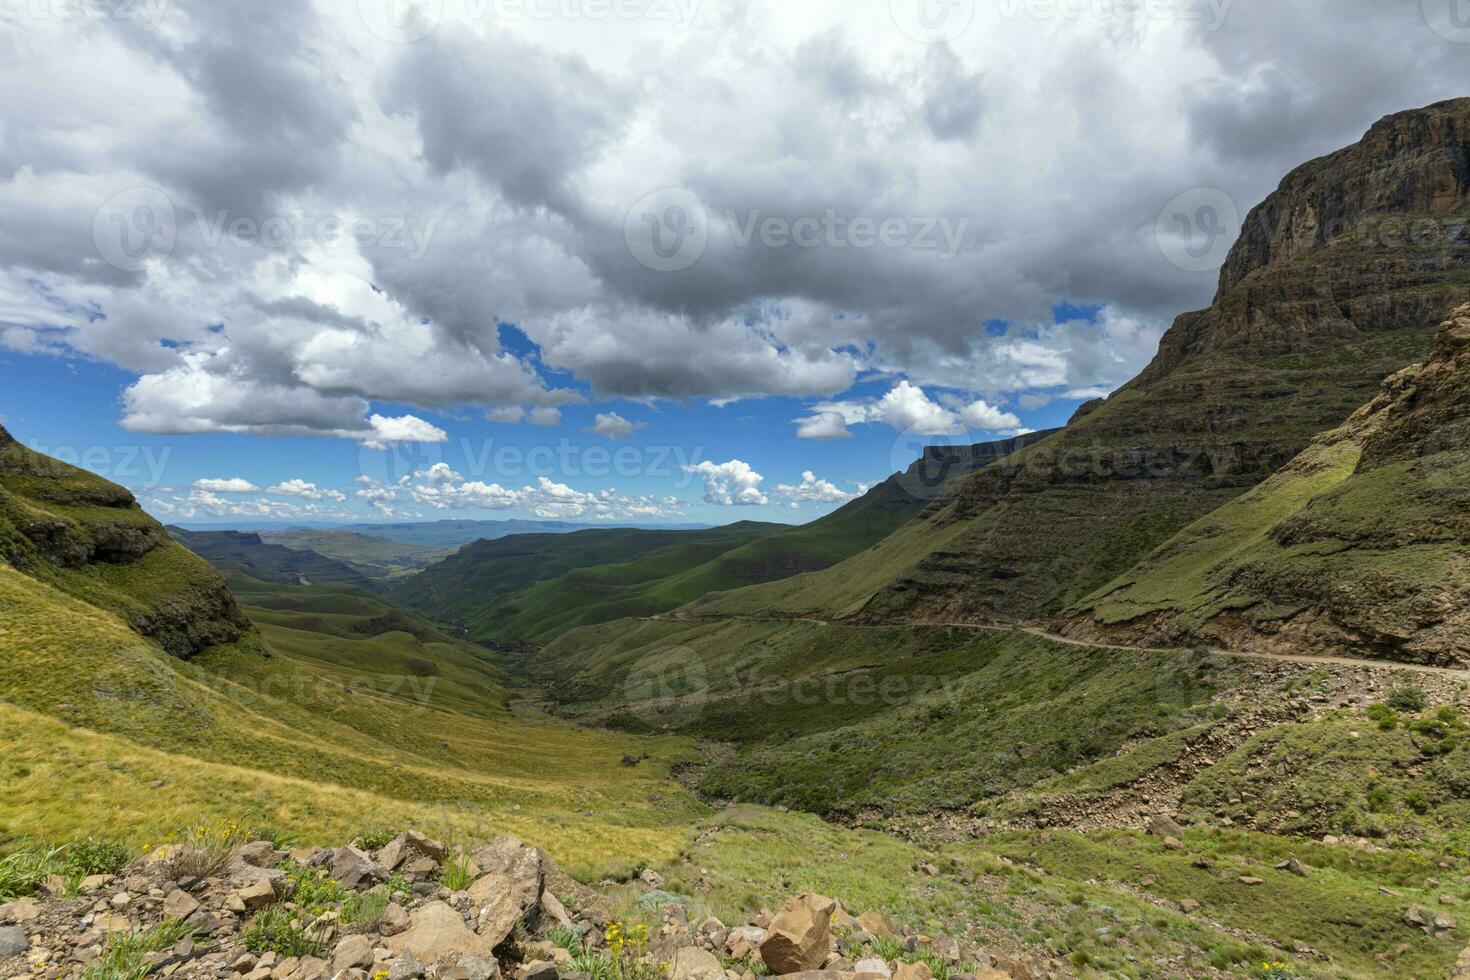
xmin=645 ymin=613 xmax=1470 ymax=679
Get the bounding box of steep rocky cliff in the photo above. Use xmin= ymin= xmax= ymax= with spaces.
xmin=859 ymin=99 xmax=1470 ymax=626
xmin=0 ymin=424 xmax=249 ymax=657
xmin=1069 ymin=304 xmax=1470 ymax=665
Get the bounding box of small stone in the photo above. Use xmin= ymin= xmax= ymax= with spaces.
xmin=238 ymin=881 xmax=276 ymax=911
xmin=894 ymin=963 xmax=934 ymax=980
xmin=1238 ymin=877 xmax=1264 ymax=886
xmin=853 ymin=959 xmax=892 ymax=979
xmin=387 ymin=951 xmax=426 ymax=980
xmin=1179 ymin=899 xmax=1201 ymax=913
xmin=669 ymin=947 xmax=725 ymax=980
xmin=163 ymin=889 xmax=201 ymax=920
xmin=109 ymin=893 xmax=131 ymax=910
xmin=379 ymin=903 xmax=411 ymax=937
xmin=518 ymin=961 xmax=559 ymax=980
xmin=1162 ymin=837 xmax=1183 ymax=851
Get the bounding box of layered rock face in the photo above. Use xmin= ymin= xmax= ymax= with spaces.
xmin=0 ymin=423 xmax=248 ymax=657
xmin=862 ymin=99 xmax=1470 ymax=626
xmin=1069 ymin=305 xmax=1470 ymax=664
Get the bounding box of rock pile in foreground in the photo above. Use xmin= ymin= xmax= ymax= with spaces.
xmin=0 ymin=832 xmax=1066 ymax=980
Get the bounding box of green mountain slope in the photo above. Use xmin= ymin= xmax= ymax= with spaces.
xmin=393 ymin=432 xmax=1054 ymax=646
xmin=1067 ymin=304 xmax=1470 ymax=665
xmin=169 ymin=527 xmax=378 ymax=589
xmin=259 ymin=529 xmax=450 ymax=578
xmin=0 ymin=425 xmax=248 ymax=657
xmin=0 ymin=434 xmax=701 ymax=874
xmin=390 ymin=522 xmax=788 ymax=646
xmin=695 ymin=98 xmax=1470 ymax=629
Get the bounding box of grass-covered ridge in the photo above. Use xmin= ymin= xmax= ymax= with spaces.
xmin=0 ymin=425 xmax=247 ymax=657
xmin=1072 ymin=305 xmax=1470 ymax=665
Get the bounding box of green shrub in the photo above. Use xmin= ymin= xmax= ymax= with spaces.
xmin=0 ymin=845 xmax=69 ymax=901
xmin=440 ymin=856 xmax=476 ymax=892
xmin=1386 ymin=685 xmax=1428 ymax=713
xmin=167 ymin=821 xmax=252 ymax=880
xmin=1366 ymin=705 xmax=1400 ymax=731
xmin=62 ymin=837 xmax=131 ymax=878
xmin=354 ymin=829 xmax=399 ymax=851
xmin=241 ymin=906 xmax=326 ymax=958
xmin=281 ymin=864 xmax=346 ymax=916
xmin=81 ymin=920 xmax=195 ymax=980
xmin=341 ymin=888 xmax=391 ymax=931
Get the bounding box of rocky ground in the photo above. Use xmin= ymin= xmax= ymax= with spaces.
xmin=0 ymin=831 xmax=1069 ymax=980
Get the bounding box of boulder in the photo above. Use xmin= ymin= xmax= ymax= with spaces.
xmin=759 ymin=894 xmax=837 ymax=975
xmin=540 ymin=890 xmax=575 ymax=932
xmin=893 ymin=964 xmax=933 ymax=980
xmin=0 ymin=898 xmax=40 ymax=924
xmin=332 ymin=935 xmax=375 ymax=973
xmin=459 ymin=954 xmax=500 ymax=980
xmin=331 ymin=846 xmax=387 ymax=890
xmin=163 ymin=889 xmax=201 ymax=920
xmin=379 ymin=832 xmax=448 ymax=873
xmin=380 ymin=903 xmax=411 ymax=937
xmin=853 ymin=959 xmax=892 ymax=979
xmin=669 ymin=947 xmax=726 ymax=980
xmin=239 ymin=881 xmax=277 ymax=911
xmin=518 ymin=961 xmax=558 ymax=980
xmin=387 ymin=951 xmax=427 ymax=980
xmin=468 ymin=844 xmax=544 ymax=947
xmin=856 ymin=913 xmax=894 ymax=940
xmin=239 ymin=841 xmax=285 ymax=869
xmin=0 ymin=925 xmax=26 ymax=958
xmin=388 ymin=902 xmax=493 ymax=964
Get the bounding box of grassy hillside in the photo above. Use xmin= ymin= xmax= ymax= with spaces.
xmin=1071 ymin=305 xmax=1470 ymax=665
xmin=260 ymin=528 xmax=450 ymax=578
xmin=389 ymin=522 xmax=790 ymax=646
xmin=391 ymin=433 xmax=1055 ymax=647
xmin=0 ymin=557 xmax=704 ymax=877
xmin=0 ymin=425 xmax=247 ymax=657
xmin=170 ymin=527 xmax=378 ymax=589
xmin=535 ymin=618 xmax=1248 ymax=814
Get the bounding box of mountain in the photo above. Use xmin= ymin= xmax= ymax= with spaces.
xmin=332 ymin=519 xmax=712 ymax=551
xmin=168 ymin=527 xmax=378 ymax=589
xmin=391 ymin=431 xmax=1054 ymax=647
xmin=258 ymin=529 xmax=450 ymax=578
xmin=389 ymin=522 xmax=789 ymax=646
xmin=0 ymin=424 xmax=248 ymax=657
xmin=690 ymin=99 xmax=1470 ymax=631
xmin=1067 ymin=303 xmax=1470 ymax=665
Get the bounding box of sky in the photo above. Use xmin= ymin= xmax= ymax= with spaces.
xmin=0 ymin=0 xmax=1465 ymax=526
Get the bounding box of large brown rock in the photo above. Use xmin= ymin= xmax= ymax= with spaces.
xmin=759 ymin=893 xmax=837 ymax=975
xmin=468 ymin=839 xmax=544 ymax=947
xmin=387 ymin=902 xmax=494 ymax=965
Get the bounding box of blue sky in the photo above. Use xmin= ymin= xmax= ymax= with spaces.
xmin=0 ymin=313 xmax=1095 ymax=527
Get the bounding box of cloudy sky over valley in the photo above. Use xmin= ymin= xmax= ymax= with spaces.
xmin=0 ymin=0 xmax=1463 ymax=524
